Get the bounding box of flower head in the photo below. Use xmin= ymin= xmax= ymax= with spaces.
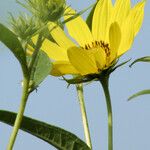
xmin=36 ymin=0 xmax=146 ymax=76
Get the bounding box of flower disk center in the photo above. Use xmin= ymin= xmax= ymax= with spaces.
xmin=83 ymin=40 xmax=111 ymax=57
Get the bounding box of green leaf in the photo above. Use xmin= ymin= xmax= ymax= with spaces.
xmin=30 ymin=50 xmax=52 ymax=91
xmin=0 ymin=110 xmax=91 ymax=150
xmin=130 ymin=56 xmax=150 ymax=67
xmin=86 ymin=2 xmax=97 ymax=30
xmin=0 ymin=23 xmax=27 ymax=68
xmin=128 ymin=89 xmax=150 ymax=101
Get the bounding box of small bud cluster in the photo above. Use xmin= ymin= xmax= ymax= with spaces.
xmin=10 ymin=14 xmax=39 ymax=41
xmin=10 ymin=0 xmax=66 ymax=43
xmin=19 ymin=0 xmax=66 ymax=22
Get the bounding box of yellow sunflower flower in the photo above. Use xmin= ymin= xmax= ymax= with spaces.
xmin=39 ymin=0 xmax=146 ymax=76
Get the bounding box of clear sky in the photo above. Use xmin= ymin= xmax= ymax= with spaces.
xmin=0 ymin=0 xmax=150 ymax=150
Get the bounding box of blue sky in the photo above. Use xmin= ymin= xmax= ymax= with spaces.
xmin=0 ymin=0 xmax=150 ymax=150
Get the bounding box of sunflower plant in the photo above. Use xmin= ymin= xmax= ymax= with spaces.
xmin=30 ymin=0 xmax=145 ymax=149
xmin=29 ymin=1 xmax=145 ymax=149
xmin=0 ymin=0 xmax=147 ymax=150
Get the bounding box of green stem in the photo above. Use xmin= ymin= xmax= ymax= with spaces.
xmin=100 ymin=76 xmax=113 ymax=150
xmin=76 ymin=84 xmax=92 ymax=149
xmin=7 ymin=77 xmax=29 ymax=150
xmin=7 ymin=34 xmax=43 ymax=150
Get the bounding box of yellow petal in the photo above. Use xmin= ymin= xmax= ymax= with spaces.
xmin=118 ymin=0 xmax=146 ymax=56
xmin=109 ymin=22 xmax=121 ymax=62
xmin=64 ymin=7 xmax=93 ymax=47
xmin=131 ymin=0 xmax=146 ymax=36
xmin=92 ymin=0 xmax=113 ymax=42
xmin=67 ymin=47 xmax=98 ymax=75
xmin=94 ymin=48 xmax=106 ymax=70
xmin=113 ymin=0 xmax=131 ymax=25
xmin=118 ymin=14 xmax=134 ymax=56
xmin=86 ymin=48 xmax=106 ymax=70
xmin=51 ymin=61 xmax=79 ymax=76
xmin=41 ymin=39 xmax=68 ymax=61
xmin=48 ymin=22 xmax=75 ymax=49
xmin=31 ymin=34 xmax=39 ymax=44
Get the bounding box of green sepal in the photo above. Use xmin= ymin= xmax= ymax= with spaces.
xmin=0 ymin=110 xmax=91 ymax=150
xmin=130 ymin=56 xmax=150 ymax=67
xmin=62 ymin=59 xmax=130 ymax=85
xmin=29 ymin=50 xmax=52 ymax=92
xmin=62 ymin=75 xmax=99 ymax=87
xmin=0 ymin=23 xmax=27 ymax=72
xmin=128 ymin=89 xmax=150 ymax=101
xmin=109 ymin=59 xmax=131 ymax=73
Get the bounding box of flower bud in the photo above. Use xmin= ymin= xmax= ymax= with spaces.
xmin=10 ymin=14 xmax=39 ymax=41
xmin=18 ymin=0 xmax=66 ymax=22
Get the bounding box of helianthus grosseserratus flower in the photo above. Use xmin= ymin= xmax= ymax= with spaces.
xmin=38 ymin=0 xmax=146 ymax=76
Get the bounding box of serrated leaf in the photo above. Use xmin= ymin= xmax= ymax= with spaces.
xmin=0 ymin=23 xmax=27 ymax=68
xmin=30 ymin=50 xmax=52 ymax=90
xmin=0 ymin=110 xmax=91 ymax=150
xmin=130 ymin=56 xmax=150 ymax=67
xmin=128 ymin=89 xmax=150 ymax=101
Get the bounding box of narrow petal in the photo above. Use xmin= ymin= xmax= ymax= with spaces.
xmin=131 ymin=0 xmax=146 ymax=36
xmin=64 ymin=7 xmax=93 ymax=47
xmin=109 ymin=22 xmax=121 ymax=62
xmin=41 ymin=39 xmax=68 ymax=61
xmin=92 ymin=0 xmax=113 ymax=42
xmin=48 ymin=22 xmax=75 ymax=49
xmin=113 ymin=0 xmax=131 ymax=25
xmin=67 ymin=47 xmax=98 ymax=75
xmin=118 ymin=14 xmax=134 ymax=56
xmin=118 ymin=0 xmax=146 ymax=56
xmin=51 ymin=61 xmax=79 ymax=76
